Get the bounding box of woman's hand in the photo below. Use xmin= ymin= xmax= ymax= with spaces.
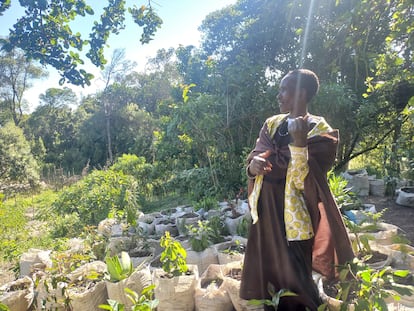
xmin=248 ymin=150 xmax=272 ymax=176
xmin=288 ymin=116 xmax=309 ymax=147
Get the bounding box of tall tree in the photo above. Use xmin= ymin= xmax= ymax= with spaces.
xmin=0 ymin=0 xmax=162 ymax=86
xmin=23 ymin=87 xmax=81 ymax=172
xmin=0 ymin=48 xmax=47 ymax=125
xmin=0 ymin=121 xmax=40 ymax=193
xmin=100 ymin=48 xmax=136 ymax=164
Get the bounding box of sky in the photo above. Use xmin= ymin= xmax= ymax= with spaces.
xmin=1 ymin=0 xmax=237 ymax=111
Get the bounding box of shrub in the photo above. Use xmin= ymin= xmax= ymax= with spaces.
xmin=50 ymin=213 xmax=83 ymax=238
xmin=328 ymin=171 xmax=361 ymax=210
xmin=51 ymin=169 xmax=139 ymax=227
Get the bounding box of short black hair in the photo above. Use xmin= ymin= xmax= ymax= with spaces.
xmin=286 ymin=69 xmax=320 ymax=102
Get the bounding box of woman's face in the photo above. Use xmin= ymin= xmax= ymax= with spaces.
xmin=277 ymin=76 xmax=296 ymax=113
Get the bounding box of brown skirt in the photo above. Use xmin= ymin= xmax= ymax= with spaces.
xmin=240 ymin=179 xmax=322 ymax=311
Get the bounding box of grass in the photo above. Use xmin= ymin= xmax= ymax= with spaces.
xmin=0 ymin=190 xmax=64 ymax=275
xmin=0 ymin=188 xmax=191 ymax=276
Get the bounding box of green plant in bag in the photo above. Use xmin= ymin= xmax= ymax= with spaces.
xmin=105 ymin=251 xmax=133 ymax=282
xmin=159 ymin=231 xmax=188 ymax=277
xmin=248 ymin=282 xmax=298 ymax=310
xmin=187 ymin=220 xmax=214 ymax=252
xmin=125 ymin=285 xmax=159 ymax=311
xmin=333 ymin=258 xmax=413 ymax=310
xmin=99 ymin=300 xmax=125 ymax=311
xmin=99 ymin=285 xmax=159 ymax=311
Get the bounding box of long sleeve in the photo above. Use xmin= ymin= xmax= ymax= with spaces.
xmin=288 ymin=145 xmax=309 ymax=190
xmin=284 ymin=145 xmax=313 ymax=241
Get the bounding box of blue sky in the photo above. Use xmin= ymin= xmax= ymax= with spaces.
xmin=1 ymin=0 xmax=236 ymax=110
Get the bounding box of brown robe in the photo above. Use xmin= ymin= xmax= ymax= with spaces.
xmin=240 ymin=119 xmax=354 ymax=311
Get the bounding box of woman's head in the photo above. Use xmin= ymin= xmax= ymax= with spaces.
xmin=277 ymin=69 xmax=319 ymax=115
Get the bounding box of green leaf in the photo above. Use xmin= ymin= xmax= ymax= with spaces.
xmin=0 ymin=302 xmax=10 ymax=311
xmin=392 ymin=270 xmax=410 ymax=278
xmin=248 ymin=299 xmax=265 ymax=306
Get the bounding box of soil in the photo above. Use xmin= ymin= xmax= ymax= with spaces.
xmin=363 ymin=195 xmax=414 ymax=246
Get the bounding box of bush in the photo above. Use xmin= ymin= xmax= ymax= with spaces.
xmin=50 ymin=213 xmax=83 ymax=238
xmin=111 ymin=154 xmax=158 ymax=195
xmin=167 ymin=168 xmax=216 ymax=201
xmin=52 ymin=169 xmax=139 ymax=227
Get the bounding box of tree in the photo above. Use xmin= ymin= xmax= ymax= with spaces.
xmin=39 ymin=87 xmax=78 ymax=108
xmin=0 ymin=0 xmax=162 ymax=86
xmin=0 ymin=121 xmax=40 ymax=193
xmin=0 ymin=48 xmax=47 ymax=125
xmin=24 ymin=88 xmax=81 ymax=172
xmin=100 ymin=48 xmax=136 ymax=164
xmin=198 ymin=0 xmax=413 ymax=174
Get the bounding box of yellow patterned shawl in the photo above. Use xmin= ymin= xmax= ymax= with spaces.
xmin=248 ymin=114 xmax=333 ymax=241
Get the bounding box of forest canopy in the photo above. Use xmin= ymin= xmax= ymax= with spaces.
xmin=0 ymin=0 xmax=413 ymax=200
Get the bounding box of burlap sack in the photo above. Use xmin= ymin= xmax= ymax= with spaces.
xmin=186 ymin=247 xmax=218 ymax=274
xmin=194 ymin=264 xmax=233 ymax=311
xmin=0 ymin=276 xmax=34 ymax=311
xmin=152 ymin=264 xmax=198 ymax=311
xmin=67 ymin=261 xmax=108 ymax=311
xmin=106 ymin=265 xmax=152 ymax=309
xmin=221 ymin=261 xmax=251 ymax=311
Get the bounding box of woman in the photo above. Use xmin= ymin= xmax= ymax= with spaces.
xmin=239 ymin=69 xmax=354 ymax=310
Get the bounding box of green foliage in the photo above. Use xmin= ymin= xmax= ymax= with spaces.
xmin=334 ymin=259 xmax=413 ymax=310
xmin=23 ymin=92 xmax=82 ymax=173
xmin=236 ymin=217 xmax=250 ymax=238
xmin=37 ymin=250 xmax=103 ymax=310
xmin=0 ymin=48 xmax=47 ymax=126
xmin=99 ymin=300 xmax=125 ymax=311
xmin=168 ymin=168 xmax=217 ymax=201
xmin=1 ymin=1 xmax=162 ymax=86
xmin=105 ymin=251 xmax=133 ymax=282
xmin=0 ymin=191 xmax=66 ymax=274
xmin=328 ymin=171 xmax=360 ymax=210
xmin=343 ymin=217 xmax=373 ymax=257
xmin=0 ymin=121 xmax=40 ymax=193
xmin=99 ymin=285 xmax=158 ymax=311
xmin=344 ymin=209 xmax=386 ymax=257
xmin=111 ymin=154 xmax=161 ymax=201
xmin=193 ymin=196 xmax=218 ymax=212
xmin=187 ymin=220 xmax=214 ymax=252
xmin=207 ymin=215 xmax=227 ymax=244
xmin=248 ymin=283 xmax=298 ymax=310
xmin=49 ymin=212 xmax=83 ymax=239
xmin=0 ymin=302 xmax=9 ymax=311
xmin=51 ymin=169 xmax=139 ymax=227
xmin=125 ymin=285 xmax=159 ymax=311
xmin=0 ymin=194 xmax=26 ymax=264
xmin=159 ymin=231 xmax=188 ymax=277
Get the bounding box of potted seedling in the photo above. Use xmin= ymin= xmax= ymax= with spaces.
xmin=99 ymin=284 xmax=159 ymax=311
xmin=215 ymin=238 xmax=246 ymax=265
xmin=248 ymin=283 xmax=298 ymax=310
xmin=105 ymin=251 xmax=151 ymax=309
xmin=152 ymin=231 xmax=198 ymax=311
xmin=35 ymin=251 xmax=107 ymax=311
xmin=185 ymin=220 xmax=219 ymax=274
xmin=317 ymin=258 xmax=414 ymax=310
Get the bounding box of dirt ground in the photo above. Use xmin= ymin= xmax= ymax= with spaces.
xmin=364 ymin=195 xmax=414 ymax=245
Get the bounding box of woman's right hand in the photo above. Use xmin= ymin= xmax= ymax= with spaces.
xmin=248 ymin=150 xmax=272 ymax=176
